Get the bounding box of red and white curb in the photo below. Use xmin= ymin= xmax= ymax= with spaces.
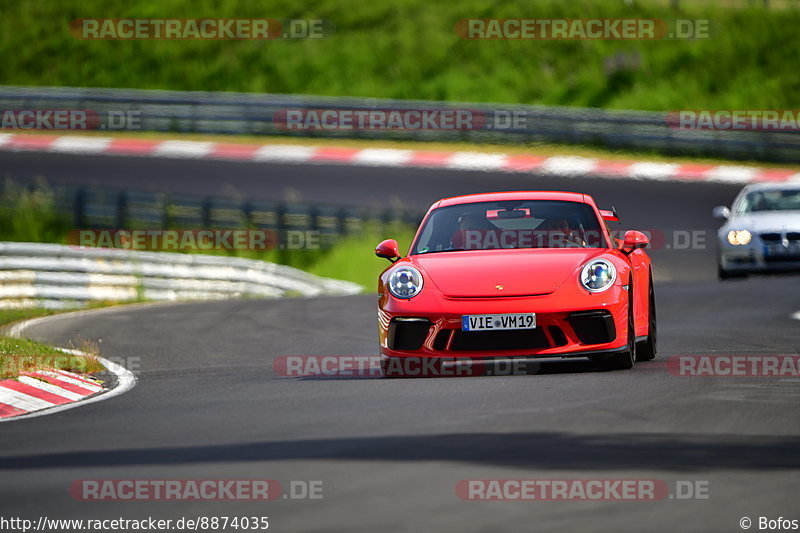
xmin=0 ymin=350 xmax=135 ymax=421
xmin=0 ymin=366 xmax=104 ymax=419
xmin=1 ymin=133 xmax=798 ymax=184
xmin=1 ymin=317 xmax=136 ymax=421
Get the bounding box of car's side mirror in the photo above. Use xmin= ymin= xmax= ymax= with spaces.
xmin=712 ymin=206 xmax=731 ymax=219
xmin=621 ymin=230 xmax=649 ymax=254
xmin=375 ymin=239 xmax=401 ymax=262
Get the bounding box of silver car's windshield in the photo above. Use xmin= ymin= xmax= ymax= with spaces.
xmin=738 ymin=189 xmax=800 ymax=213
xmin=412 ymin=200 xmax=607 ymax=255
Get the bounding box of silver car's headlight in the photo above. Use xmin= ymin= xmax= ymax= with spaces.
xmin=580 ymin=260 xmax=617 ymax=293
xmin=388 ymin=266 xmax=424 ymax=299
xmin=727 ymin=230 xmax=752 ymax=246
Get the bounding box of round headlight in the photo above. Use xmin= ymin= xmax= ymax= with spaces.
xmin=727 ymin=230 xmax=752 ymax=246
xmin=388 ymin=266 xmax=424 ymax=299
xmin=580 ymin=260 xmax=617 ymax=293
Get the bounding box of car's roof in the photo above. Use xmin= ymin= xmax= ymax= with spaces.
xmin=434 ymin=191 xmax=593 ymax=209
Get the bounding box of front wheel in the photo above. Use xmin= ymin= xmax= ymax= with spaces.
xmin=596 ymin=288 xmax=636 ymax=370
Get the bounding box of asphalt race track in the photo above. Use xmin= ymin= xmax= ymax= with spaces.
xmin=1 ymin=151 xmax=799 ymax=532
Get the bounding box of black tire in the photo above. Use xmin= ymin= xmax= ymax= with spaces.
xmin=636 ymin=275 xmax=657 ymax=362
xmin=599 ymin=286 xmax=636 ymax=370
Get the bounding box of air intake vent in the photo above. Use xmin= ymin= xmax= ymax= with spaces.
xmin=568 ymin=310 xmax=616 ymax=345
xmin=548 ymin=326 xmax=568 ymax=347
xmin=433 ymin=330 xmax=451 ymax=351
xmin=450 ymin=328 xmax=550 ymax=352
xmin=388 ymin=318 xmax=431 ymax=351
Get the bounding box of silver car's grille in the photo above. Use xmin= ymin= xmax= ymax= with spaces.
xmin=761 ymin=231 xmax=800 ymax=263
xmin=761 ymin=232 xmax=800 ymax=244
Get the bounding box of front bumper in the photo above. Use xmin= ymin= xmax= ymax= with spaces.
xmin=378 ymin=284 xmax=630 ymax=360
xmin=719 ymin=240 xmax=800 ymax=273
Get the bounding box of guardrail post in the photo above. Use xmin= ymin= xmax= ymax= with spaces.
xmin=309 ymin=205 xmax=320 ymax=233
xmin=382 ymin=208 xmax=394 ymax=233
xmin=116 ymin=191 xmax=127 ymax=227
xmin=242 ymin=201 xmax=253 ymax=227
xmin=276 ymin=202 xmax=287 ymax=250
xmin=336 ymin=208 xmax=347 ymax=236
xmin=201 ymin=197 xmax=212 ymax=228
xmin=162 ymin=194 xmax=171 ymax=228
xmin=74 ymin=187 xmax=86 ymax=228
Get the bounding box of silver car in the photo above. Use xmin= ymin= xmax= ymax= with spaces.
xmin=714 ymin=182 xmax=800 ymax=280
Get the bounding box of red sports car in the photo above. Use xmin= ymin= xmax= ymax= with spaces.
xmin=375 ymin=191 xmax=656 ymax=376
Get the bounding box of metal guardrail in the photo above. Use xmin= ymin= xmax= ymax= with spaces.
xmin=0 ymin=181 xmax=424 ymax=242
xmin=0 ymin=242 xmax=362 ymax=309
xmin=1 ymin=86 xmax=798 ymax=163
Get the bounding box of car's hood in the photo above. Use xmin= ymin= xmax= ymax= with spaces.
xmin=726 ymin=211 xmax=800 ymax=233
xmin=412 ymin=248 xmax=608 ymax=297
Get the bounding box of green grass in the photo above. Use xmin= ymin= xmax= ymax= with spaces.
xmin=0 ymin=180 xmax=73 ymax=243
xmin=163 ymin=223 xmax=418 ymax=289
xmin=0 ymin=336 xmax=103 ymax=379
xmin=0 ymin=1 xmax=797 ymax=110
xmin=0 ymin=307 xmax=106 ymax=380
xmin=0 ymin=308 xmax=60 ymax=328
xmin=0 ymin=299 xmax=124 ymax=383
xmin=0 ymin=302 xmax=130 ymax=329
xmin=308 ymin=224 xmax=418 ymax=290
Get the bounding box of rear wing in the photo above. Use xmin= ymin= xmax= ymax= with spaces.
xmin=599 ymin=207 xmax=619 ymax=223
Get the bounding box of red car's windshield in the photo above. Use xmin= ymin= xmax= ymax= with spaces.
xmin=412 ymin=200 xmax=608 ymax=255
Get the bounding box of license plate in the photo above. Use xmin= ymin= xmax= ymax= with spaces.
xmin=764 ymin=245 xmax=800 ymax=258
xmin=461 ymin=313 xmax=536 ymax=331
